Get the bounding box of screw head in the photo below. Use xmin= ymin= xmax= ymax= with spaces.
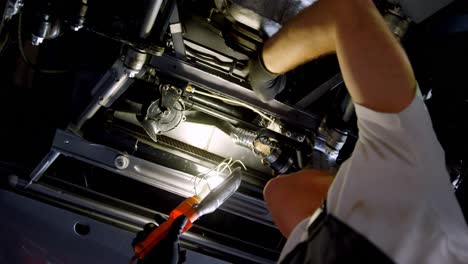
xmin=114 ymin=155 xmax=129 ymax=170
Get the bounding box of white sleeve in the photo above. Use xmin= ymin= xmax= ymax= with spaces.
xmin=326 ymin=89 xmax=468 ymax=263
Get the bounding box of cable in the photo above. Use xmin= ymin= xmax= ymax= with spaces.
xmin=86 ymin=27 xmax=135 ymax=47
xmin=0 ymin=18 xmax=5 ymax=54
xmin=192 ymin=158 xmax=231 ymax=194
xmin=0 ymin=30 xmax=8 ymax=57
xmin=0 ymin=12 xmax=5 ymax=38
xmin=17 ymin=12 xmax=69 ymax=74
xmin=229 ymin=160 xmax=247 ymax=170
xmin=189 ymin=87 xmax=276 ymax=124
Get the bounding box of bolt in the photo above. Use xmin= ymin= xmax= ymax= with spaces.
xmin=297 ymin=136 xmax=305 ymax=142
xmin=285 ymin=131 xmax=292 ymax=137
xmin=185 ymin=84 xmax=194 ymax=93
xmin=64 ymin=140 xmax=70 ymax=144
xmin=114 ymin=155 xmax=129 ymax=170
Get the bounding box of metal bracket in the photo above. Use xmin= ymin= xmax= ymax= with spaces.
xmin=169 ymin=23 xmax=183 ymax=34
xmin=27 ymin=129 xmax=274 ymax=226
xmin=169 ymin=3 xmax=186 ymax=59
xmin=161 ymin=84 xmax=182 ymax=110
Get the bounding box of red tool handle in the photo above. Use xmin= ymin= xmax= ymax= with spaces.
xmin=133 ymin=196 xmax=200 ymax=260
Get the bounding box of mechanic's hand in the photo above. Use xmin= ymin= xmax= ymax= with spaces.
xmin=132 ymin=215 xmax=188 ymax=264
xmin=248 ymin=51 xmax=287 ymax=102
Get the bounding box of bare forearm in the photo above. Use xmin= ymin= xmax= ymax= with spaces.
xmin=263 ymin=0 xmax=416 ymax=113
xmin=264 ymin=170 xmax=334 ymax=237
xmin=262 ymin=0 xmax=336 ymax=74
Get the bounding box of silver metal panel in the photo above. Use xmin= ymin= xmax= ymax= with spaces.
xmin=51 ymin=130 xmax=274 ymax=227
xmin=52 ymin=130 xmax=206 ymax=198
xmin=164 ymin=121 xmax=272 ymax=174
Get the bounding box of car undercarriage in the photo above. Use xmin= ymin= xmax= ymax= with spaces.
xmin=1 ymin=0 xmax=468 ymax=263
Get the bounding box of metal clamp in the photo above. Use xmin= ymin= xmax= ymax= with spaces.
xmin=169 ymin=23 xmax=183 ymax=34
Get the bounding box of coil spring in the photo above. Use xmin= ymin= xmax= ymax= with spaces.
xmin=231 ymin=127 xmax=258 ymax=149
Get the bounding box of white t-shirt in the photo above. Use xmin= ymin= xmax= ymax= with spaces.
xmin=280 ymin=92 xmax=468 ymax=263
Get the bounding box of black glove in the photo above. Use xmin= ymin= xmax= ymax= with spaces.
xmin=248 ymin=51 xmax=287 ymax=102
xmin=132 ymin=215 xmax=188 ymax=264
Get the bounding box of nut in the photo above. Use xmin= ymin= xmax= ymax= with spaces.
xmin=185 ymin=84 xmax=194 ymax=93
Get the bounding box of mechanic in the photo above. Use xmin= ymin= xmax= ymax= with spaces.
xmin=133 ymin=0 xmax=468 ymax=263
